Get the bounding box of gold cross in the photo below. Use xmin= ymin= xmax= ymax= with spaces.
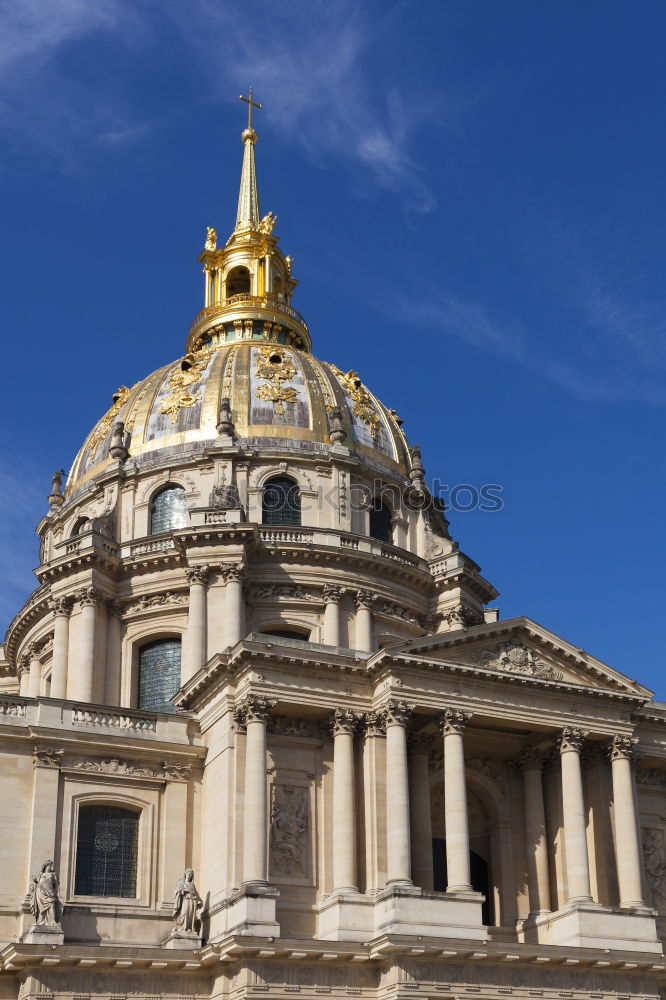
xmin=240 ymin=88 xmax=262 ymax=130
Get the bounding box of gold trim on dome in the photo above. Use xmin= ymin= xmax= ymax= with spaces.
xmin=327 ymin=364 xmax=381 ymax=441
xmin=254 ymin=345 xmax=300 ymax=416
xmin=159 ymin=352 xmax=212 ymax=424
xmin=308 ymin=357 xmax=334 ymax=413
xmin=87 ymin=384 xmax=138 ymax=458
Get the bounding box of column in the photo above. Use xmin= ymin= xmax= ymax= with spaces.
xmin=331 ymin=708 xmax=359 ymax=892
xmin=519 ymin=749 xmax=551 ymax=916
xmin=28 ymin=645 xmax=42 ymax=698
xmin=18 ymin=655 xmax=30 ymax=697
xmin=354 ymin=590 xmax=374 ymax=653
xmin=322 ymin=585 xmax=344 ymax=646
xmin=104 ymin=601 xmax=123 ymax=705
xmin=49 ymin=597 xmax=71 ymax=699
xmin=439 ymin=708 xmax=473 ymax=892
xmin=409 ymin=733 xmax=434 ymax=890
xmin=385 ymin=700 xmax=414 ymax=886
xmin=361 ymin=711 xmax=386 ymax=893
xmin=185 ymin=565 xmax=209 ymax=681
xmin=558 ymin=727 xmax=593 ymax=904
xmin=238 ymin=695 xmax=275 ymax=887
xmin=78 ymin=588 xmax=100 ymax=703
xmin=224 ymin=565 xmax=246 ymax=647
xmin=608 ymin=734 xmax=645 ymax=908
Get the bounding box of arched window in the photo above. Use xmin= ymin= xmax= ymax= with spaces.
xmin=262 ymin=476 xmax=301 ymax=526
xmin=226 ymin=266 xmax=251 ymax=298
xmin=369 ymin=499 xmax=393 ymax=543
xmin=138 ymin=638 xmax=181 ymax=713
xmin=75 ymin=805 xmax=139 ymax=898
xmin=71 ymin=516 xmax=91 ymax=537
xmin=150 ymin=485 xmax=188 ymax=534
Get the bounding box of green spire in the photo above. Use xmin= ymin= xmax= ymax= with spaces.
xmin=236 ymin=89 xmax=262 ymax=229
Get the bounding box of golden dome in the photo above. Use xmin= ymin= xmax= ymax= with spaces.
xmin=66 ymin=342 xmax=411 ymax=497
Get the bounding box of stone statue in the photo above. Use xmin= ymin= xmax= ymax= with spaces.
xmin=28 ymin=860 xmax=63 ymax=927
xmin=259 ymin=211 xmax=277 ymax=235
xmin=209 ymin=483 xmax=240 ymax=509
xmin=172 ymin=869 xmax=203 ymax=932
xmin=205 ymin=226 xmax=217 ymax=251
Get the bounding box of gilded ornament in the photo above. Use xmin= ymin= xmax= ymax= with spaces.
xmin=327 ymin=365 xmax=381 ymax=441
xmin=87 ymin=385 xmax=136 ymax=458
xmin=255 ymin=345 xmax=299 ymax=415
xmin=205 ymin=226 xmax=217 ymax=251
xmin=259 ymin=210 xmax=277 ymax=235
xmin=159 ymin=352 xmax=212 ymax=424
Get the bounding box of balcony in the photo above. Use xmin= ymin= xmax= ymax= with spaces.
xmin=187 ymin=293 xmax=310 ymax=351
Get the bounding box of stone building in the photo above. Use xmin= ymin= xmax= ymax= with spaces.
xmin=2 ymin=102 xmax=666 ymax=1000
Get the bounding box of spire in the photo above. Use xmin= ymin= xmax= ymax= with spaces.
xmin=236 ymin=89 xmax=262 ymax=230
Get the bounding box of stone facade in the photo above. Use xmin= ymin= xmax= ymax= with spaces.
xmin=1 ymin=117 xmax=666 ymax=1000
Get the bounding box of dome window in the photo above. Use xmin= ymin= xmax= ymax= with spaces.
xmin=150 ymin=485 xmax=188 ymax=534
xmin=75 ymin=805 xmax=139 ymax=898
xmin=369 ymin=499 xmax=393 ymax=544
xmin=138 ymin=637 xmax=181 ymax=713
xmin=262 ymin=476 xmax=301 ymax=527
xmin=71 ymin=516 xmax=91 ymax=537
xmin=262 ymin=627 xmax=311 ymax=642
xmin=226 ymin=266 xmax=251 ymax=299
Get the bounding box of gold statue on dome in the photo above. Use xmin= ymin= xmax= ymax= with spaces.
xmin=205 ymin=227 xmax=217 ymax=251
xmin=259 ymin=211 xmax=277 ymax=235
xmin=285 ymin=255 xmax=294 ymax=275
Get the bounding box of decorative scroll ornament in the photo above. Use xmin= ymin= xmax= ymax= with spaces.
xmin=88 ymin=384 xmax=136 ymax=458
xmin=328 ymin=365 xmax=381 ymax=441
xmin=159 ymin=351 xmax=212 ymax=424
xmin=270 ymin=784 xmax=307 ymax=876
xmin=72 ymin=758 xmax=156 ymax=777
xmin=255 ymin=345 xmax=299 ymax=415
xmin=608 ymin=734 xmax=639 ymax=761
xmin=163 ymin=761 xmax=193 ymax=781
xmin=32 ymin=746 xmax=63 ymax=769
xmin=466 ymin=641 xmax=562 ymax=681
xmin=557 ymin=726 xmax=586 ymax=754
xmin=438 ymin=708 xmax=471 ymax=736
xmin=383 ymin=699 xmax=413 ymax=726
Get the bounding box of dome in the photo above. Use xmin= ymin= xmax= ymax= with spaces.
xmin=66 ymin=341 xmax=412 ymax=498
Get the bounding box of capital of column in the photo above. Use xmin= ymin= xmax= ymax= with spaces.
xmin=408 ymin=732 xmax=433 ymax=757
xmin=77 ymin=587 xmax=104 ymax=608
xmin=18 ymin=654 xmax=30 ymax=676
xmin=384 ymin=699 xmax=414 ymax=727
xmin=105 ymin=598 xmax=123 ymax=618
xmin=49 ymin=595 xmax=73 ymax=617
xmin=330 ymin=707 xmax=360 ymax=737
xmin=608 ymin=734 xmax=639 ymax=762
xmin=354 ymin=589 xmax=375 ymax=611
xmin=557 ymin=726 xmax=587 ymax=754
xmin=223 ymin=563 xmax=246 ymax=586
xmin=438 ymin=708 xmax=472 ymax=736
xmin=518 ymin=747 xmax=548 ymax=772
xmin=186 ymin=564 xmax=210 ymax=586
xmin=322 ymin=584 xmax=345 ymax=605
xmin=361 ymin=709 xmax=386 ymax=737
xmin=234 ymin=694 xmax=276 ymax=730
xmin=581 ymin=742 xmax=607 ymax=769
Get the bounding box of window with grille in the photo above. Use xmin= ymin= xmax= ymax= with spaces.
xmin=150 ymin=485 xmax=188 ymax=534
xmin=262 ymin=476 xmax=301 ymax=526
xmin=75 ymin=805 xmax=139 ymax=898
xmin=138 ymin=638 xmax=181 ymax=713
xmin=369 ymin=500 xmax=393 ymax=543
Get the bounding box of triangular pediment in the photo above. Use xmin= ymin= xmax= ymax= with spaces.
xmin=381 ymin=617 xmax=653 ymax=698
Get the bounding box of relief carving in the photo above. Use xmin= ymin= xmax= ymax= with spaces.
xmin=270 ymin=784 xmax=308 ymax=877
xmin=466 ymin=642 xmax=562 ymax=680
xmin=71 ymin=758 xmax=156 ymax=777
xmin=268 ymin=716 xmax=314 ymax=737
xmin=251 ymin=584 xmax=315 ymax=601
xmin=642 ymin=827 xmax=666 ymax=910
xmin=123 ymin=590 xmax=188 ymax=615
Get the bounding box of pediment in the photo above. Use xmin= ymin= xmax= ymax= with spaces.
xmin=386 ymin=617 xmax=652 ymax=698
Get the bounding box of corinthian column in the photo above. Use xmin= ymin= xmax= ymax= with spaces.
xmin=185 ymin=565 xmax=209 ymax=681
xmin=224 ymin=565 xmax=246 ymax=647
xmin=236 ymin=694 xmax=275 ymax=887
xmin=558 ymin=727 xmax=592 ymax=904
xmin=409 ymin=733 xmax=434 ymax=890
xmin=385 ymin=700 xmax=414 ymax=887
xmin=331 ymin=708 xmax=359 ymax=892
xmin=322 ymin=585 xmax=344 ymax=647
xmin=354 ymin=590 xmax=374 ymax=653
xmin=18 ymin=655 xmax=30 ymax=697
xmin=78 ymin=588 xmax=101 ymax=703
xmin=28 ymin=644 xmax=42 ymax=698
xmin=439 ymin=708 xmax=473 ymax=892
xmin=608 ymin=734 xmax=645 ymax=908
xmin=519 ymin=749 xmax=551 ymax=916
xmin=49 ymin=596 xmax=72 ymax=699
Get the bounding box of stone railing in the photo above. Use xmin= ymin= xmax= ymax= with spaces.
xmin=71 ymin=708 xmax=157 ymax=732
xmin=189 ymin=294 xmax=309 ymax=337
xmin=259 ymin=527 xmax=315 ymax=545
xmin=126 ymin=537 xmax=177 ymax=559
xmin=55 ymin=530 xmax=119 ymax=561
xmin=0 ymin=699 xmax=26 ymax=718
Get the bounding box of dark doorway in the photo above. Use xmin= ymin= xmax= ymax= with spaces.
xmin=432 ymin=837 xmax=493 ymax=925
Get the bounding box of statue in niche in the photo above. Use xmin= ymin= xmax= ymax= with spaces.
xmin=28 ymin=860 xmax=63 ymax=927
xmin=270 ymin=785 xmax=307 ymax=876
xmin=172 ymin=869 xmax=203 ymax=932
xmin=643 ymin=828 xmax=666 ymax=909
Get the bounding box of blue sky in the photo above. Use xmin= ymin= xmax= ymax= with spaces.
xmin=1 ymin=1 xmax=665 ymax=692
